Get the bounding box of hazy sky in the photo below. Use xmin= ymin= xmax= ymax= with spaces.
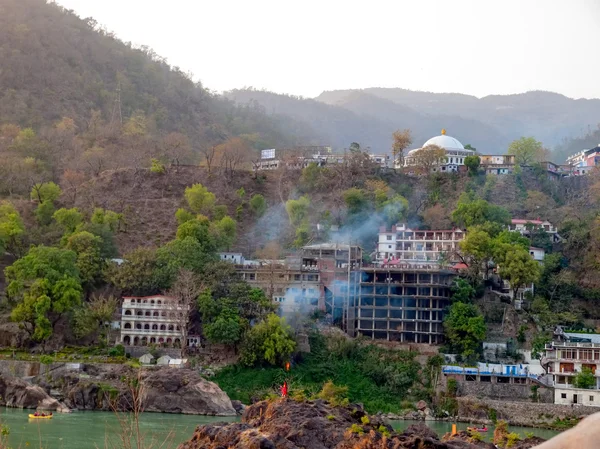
xmin=55 ymin=0 xmax=600 ymax=99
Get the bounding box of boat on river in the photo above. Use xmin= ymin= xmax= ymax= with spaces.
xmin=467 ymin=426 xmax=488 ymax=432
xmin=28 ymin=414 xmax=53 ymax=419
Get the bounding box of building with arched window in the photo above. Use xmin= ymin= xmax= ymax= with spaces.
xmin=119 ymin=295 xmax=188 ymax=348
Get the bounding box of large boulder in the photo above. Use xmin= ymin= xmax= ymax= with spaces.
xmin=143 ymin=368 xmax=236 ymax=416
xmin=177 ymin=398 xmax=513 ymax=449
xmin=0 ymin=375 xmax=68 ymax=411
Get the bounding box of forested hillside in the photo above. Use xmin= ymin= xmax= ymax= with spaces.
xmin=0 ymin=0 xmax=320 ymax=150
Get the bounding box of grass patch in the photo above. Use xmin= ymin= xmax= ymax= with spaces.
xmin=212 ymin=332 xmax=421 ymax=414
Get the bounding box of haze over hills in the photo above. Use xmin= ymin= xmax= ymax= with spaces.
xmin=1 ymin=0 xmax=599 ymax=162
xmin=227 ymin=88 xmax=600 ymax=160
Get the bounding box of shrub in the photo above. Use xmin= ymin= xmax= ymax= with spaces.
xmin=317 ymin=381 xmax=349 ymax=407
xmin=40 ymin=355 xmax=53 ymax=365
xmin=506 ymin=432 xmax=521 ymax=448
xmin=108 ymin=345 xmax=125 ymax=357
xmin=360 ymin=416 xmax=370 ymax=425
xmin=150 ymin=158 xmax=165 ymax=173
xmin=488 ymin=407 xmax=498 ymax=423
xmin=349 ymin=424 xmax=364 ymax=434
xmin=446 ymin=378 xmax=458 ymax=396
xmin=327 ymin=414 xmax=335 ymax=421
xmin=469 ymin=430 xmax=483 ymax=442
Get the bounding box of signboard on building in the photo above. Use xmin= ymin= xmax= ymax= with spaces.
xmin=261 ymin=149 xmax=276 ymax=160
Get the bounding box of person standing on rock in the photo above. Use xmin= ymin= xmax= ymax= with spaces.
xmin=280 ymin=381 xmax=288 ymax=397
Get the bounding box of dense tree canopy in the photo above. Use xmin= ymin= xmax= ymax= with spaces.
xmin=6 ymin=246 xmax=82 ymax=344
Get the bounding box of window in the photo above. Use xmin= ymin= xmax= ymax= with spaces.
xmin=561 ymin=393 xmax=567 ymax=399
xmin=386 ymin=235 xmax=392 ymax=240
xmin=388 ymin=245 xmax=392 ymax=249
xmin=590 ymin=396 xmax=594 ymax=402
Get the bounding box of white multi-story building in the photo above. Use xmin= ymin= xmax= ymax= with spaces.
xmin=401 ymin=130 xmax=475 ymax=173
xmin=377 ymin=224 xmax=465 ymax=266
xmin=120 ymin=295 xmax=187 ymax=347
xmin=542 ymin=327 xmax=600 ymax=406
xmin=510 ymin=219 xmax=560 ymax=243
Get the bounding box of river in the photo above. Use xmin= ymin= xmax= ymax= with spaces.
xmin=0 ymin=408 xmax=238 ymax=449
xmin=390 ymin=419 xmax=561 ymax=441
xmin=0 ymin=408 xmax=564 ymax=449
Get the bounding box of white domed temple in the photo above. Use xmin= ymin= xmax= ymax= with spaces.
xmin=401 ymin=129 xmax=475 ymax=172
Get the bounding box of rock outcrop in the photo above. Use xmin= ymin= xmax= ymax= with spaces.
xmin=143 ymin=369 xmax=236 ymax=416
xmin=0 ymin=375 xmax=68 ymax=412
xmin=177 ymin=398 xmax=534 ymax=449
xmin=35 ymin=364 xmax=236 ymax=416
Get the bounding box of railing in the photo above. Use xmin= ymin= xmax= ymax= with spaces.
xmin=122 ymin=315 xmax=181 ymax=322
xmin=121 ymin=329 xmax=181 ymax=335
xmin=124 ymin=302 xmax=185 ymax=310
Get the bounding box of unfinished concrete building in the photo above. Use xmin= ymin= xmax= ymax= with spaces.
xmin=352 ymin=267 xmax=455 ymax=343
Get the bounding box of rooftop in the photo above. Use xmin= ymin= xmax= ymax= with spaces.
xmin=511 ymin=219 xmax=545 ymax=225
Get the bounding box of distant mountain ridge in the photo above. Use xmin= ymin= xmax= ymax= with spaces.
xmin=316 ymin=88 xmax=600 ymax=158
xmin=225 ymin=87 xmax=600 ymax=161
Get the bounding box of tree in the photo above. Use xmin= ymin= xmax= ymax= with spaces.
xmin=451 ymin=278 xmax=476 ymax=303
xmin=285 ymin=196 xmax=310 ymax=227
xmin=213 ymin=216 xmax=237 ymax=250
xmin=60 ymin=169 xmax=86 ymax=203
xmin=65 ymin=231 xmax=105 ymax=287
xmin=0 ymin=201 xmax=25 ymax=257
xmin=574 ymin=367 xmax=596 ymax=389
xmin=458 ymin=226 xmax=494 ymax=279
xmin=35 ymin=200 xmax=56 ymax=226
xmin=203 ymin=308 xmax=242 ymax=348
xmin=249 ymin=194 xmax=267 ymax=217
xmin=240 ymin=314 xmax=296 ymax=366
xmin=105 ymin=247 xmax=166 ymax=295
xmin=175 ymin=208 xmax=195 ymax=225
xmin=72 ymin=295 xmax=118 ymax=344
xmin=6 ymin=246 xmax=82 ymax=345
xmin=391 ymin=129 xmax=412 ymax=168
xmin=451 ymin=193 xmax=511 ymax=229
xmin=507 ymin=137 xmax=546 ymax=166
xmin=214 ymin=137 xmax=250 ymax=178
xmin=444 ymin=302 xmax=486 ymax=359
xmin=524 ymin=190 xmax=556 ymax=220
xmin=422 ymin=204 xmax=451 ymax=230
xmin=499 ymin=246 xmax=541 ymax=299
xmin=343 ymin=188 xmax=368 ymax=216
xmin=410 ymin=144 xmax=447 ymax=174
xmin=30 ymin=181 xmax=61 ymax=203
xmin=381 ymin=194 xmax=409 ymax=226
xmin=184 ymin=183 xmax=216 ymax=216
xmin=53 ymin=207 xmax=83 ymax=234
xmin=90 ymin=208 xmax=123 ymax=233
xmin=198 ymin=266 xmax=275 ymax=325
xmin=166 ymin=269 xmax=204 ymax=356
xmin=175 ymin=218 xmax=218 ymax=253
xmin=156 ymin=237 xmax=216 ymax=286
xmin=464 ymin=155 xmax=480 ymax=176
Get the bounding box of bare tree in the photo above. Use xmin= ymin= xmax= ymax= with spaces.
xmin=215 ymin=137 xmax=250 ymax=178
xmin=391 ymin=129 xmax=412 ymax=168
xmin=409 ymin=144 xmax=447 ymax=175
xmin=166 ymin=269 xmax=204 ymax=357
xmin=201 ymin=144 xmax=217 ymax=175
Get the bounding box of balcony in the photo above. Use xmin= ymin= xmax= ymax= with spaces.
xmin=121 ymin=328 xmax=181 ymax=336
xmin=122 ymin=315 xmax=181 ymax=321
xmin=123 ymin=302 xmax=185 ymax=310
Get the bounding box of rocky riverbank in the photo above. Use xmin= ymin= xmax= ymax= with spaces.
xmin=0 ymin=362 xmax=236 ymax=416
xmin=177 ymin=398 xmax=545 ymax=449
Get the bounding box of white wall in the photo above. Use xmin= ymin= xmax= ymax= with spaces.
xmin=555 ymin=388 xmax=600 ymax=406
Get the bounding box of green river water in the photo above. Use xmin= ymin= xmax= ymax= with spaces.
xmin=0 ymin=408 xmax=562 ymax=449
